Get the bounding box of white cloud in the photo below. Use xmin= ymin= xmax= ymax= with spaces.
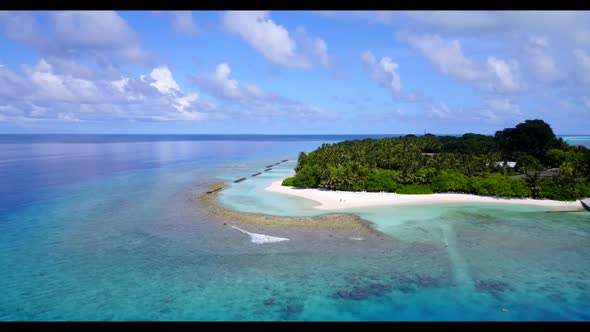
xmin=573 ymin=49 xmax=590 ymax=84
xmin=173 ymin=93 xmax=198 ymax=112
xmin=222 ymin=11 xmax=310 ymax=68
xmin=170 ymin=11 xmax=198 ymax=34
xmin=210 ymin=63 xmax=242 ymax=99
xmin=149 ymin=66 xmax=180 ymax=95
xmin=295 ymin=27 xmax=333 ymax=67
xmin=0 ymin=11 xmax=45 ymax=48
xmin=484 ymin=97 xmax=521 ymax=114
xmin=360 ymin=50 xmax=401 ymax=96
xmin=57 ymin=112 xmax=82 ymax=122
xmin=23 ymin=59 xmax=100 ymax=102
xmin=117 ymin=45 xmax=151 ymax=65
xmin=428 ymin=102 xmax=451 ymax=119
xmin=195 ymin=62 xmax=334 ymax=121
xmin=28 ymin=103 xmax=47 ymax=117
xmin=313 ymin=11 xmax=398 ymax=25
xmin=51 ymin=11 xmax=136 ymax=49
xmin=404 ymin=33 xmax=526 ymax=94
xmin=0 ymin=11 xmax=150 ymax=65
xmin=485 ymin=57 xmax=524 ymax=93
xmin=522 ymin=36 xmax=562 ymax=83
xmin=196 ymin=63 xmax=270 ymax=101
xmin=474 ymin=97 xmax=523 ymax=125
xmin=0 ymin=65 xmax=31 ymax=98
xmin=0 ymin=104 xmax=21 ymax=115
xmin=0 ymin=59 xmax=211 ymax=123
xmin=320 ymin=12 xmax=586 ymax=98
xmin=111 ymin=77 xmax=129 ymax=93
xmin=423 ymin=97 xmax=522 ymax=126
xmin=406 ymin=11 xmax=497 ymax=31
xmin=2 ymin=59 xmax=331 ymax=124
xmin=404 ymin=33 xmax=483 ymax=81
xmin=573 ymin=29 xmax=590 ymax=47
xmin=340 ymin=11 xmax=590 ymax=43
xmin=312 ymin=38 xmax=331 ymax=66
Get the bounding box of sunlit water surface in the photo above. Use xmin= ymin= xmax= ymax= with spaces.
xmin=1 ymin=135 xmax=589 ymax=321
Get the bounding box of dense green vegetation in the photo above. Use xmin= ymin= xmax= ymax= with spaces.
xmin=283 ymin=119 xmax=590 ymax=201
xmin=281 ymin=177 xmax=294 ymax=186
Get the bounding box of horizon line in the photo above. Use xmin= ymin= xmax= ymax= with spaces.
xmin=0 ymin=133 xmax=588 ymax=136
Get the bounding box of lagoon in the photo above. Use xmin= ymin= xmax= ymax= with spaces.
xmin=0 ymin=135 xmax=589 ymax=321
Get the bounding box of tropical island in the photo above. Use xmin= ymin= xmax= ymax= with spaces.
xmin=279 ymin=120 xmax=590 ymax=205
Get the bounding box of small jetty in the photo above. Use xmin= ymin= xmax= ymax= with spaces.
xmin=210 ymin=159 xmax=288 ymax=193
xmin=266 ymin=160 xmax=287 ymax=168
xmin=206 ymin=187 xmax=223 ymax=194
xmin=581 ymin=199 xmax=590 ymax=212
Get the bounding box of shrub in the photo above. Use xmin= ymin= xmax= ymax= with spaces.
xmin=537 ymin=181 xmax=575 ymax=201
xmin=292 ymin=165 xmax=318 ymax=188
xmin=281 ymin=177 xmax=295 ymax=186
xmin=468 ymin=176 xmax=490 ymax=195
xmin=396 ymin=184 xmax=434 ymax=194
xmin=431 ymin=169 xmax=469 ymax=193
xmin=505 ymin=178 xmax=532 ymax=198
xmin=575 ymin=179 xmax=590 ymax=198
xmin=365 ymin=170 xmax=400 ymax=192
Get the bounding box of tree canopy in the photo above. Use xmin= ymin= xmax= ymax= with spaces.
xmin=283 ymin=119 xmax=590 ymax=201
xmin=494 ymin=119 xmax=564 ymax=162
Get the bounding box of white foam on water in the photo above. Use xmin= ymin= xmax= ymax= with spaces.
xmin=231 ymin=226 xmax=290 ymax=244
xmin=349 ymin=237 xmax=364 ymax=241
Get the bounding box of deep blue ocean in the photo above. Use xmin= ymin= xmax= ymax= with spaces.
xmin=0 ymin=134 xmax=589 ymax=321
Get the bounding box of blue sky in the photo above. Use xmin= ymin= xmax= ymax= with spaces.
xmin=0 ymin=11 xmax=589 ymax=134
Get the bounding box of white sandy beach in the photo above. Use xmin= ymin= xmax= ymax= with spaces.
xmin=265 ymin=180 xmax=584 ymax=211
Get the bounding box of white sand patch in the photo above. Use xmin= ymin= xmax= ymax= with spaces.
xmin=265 ymin=180 xmax=582 ymax=211
xmin=231 ymin=226 xmax=290 ymax=244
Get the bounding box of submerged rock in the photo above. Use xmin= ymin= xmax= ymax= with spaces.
xmin=397 ymin=284 xmax=415 ymax=293
xmin=349 ymin=290 xmax=369 ymax=300
xmin=416 ymin=276 xmax=436 ymax=287
xmin=475 ymin=279 xmax=512 ymax=299
xmin=547 ymin=293 xmax=566 ymax=303
xmin=347 ymin=277 xmax=361 ymax=286
xmin=285 ymin=304 xmax=303 ymax=313
xmin=391 ymin=273 xmax=414 ymax=284
xmin=475 ymin=280 xmax=511 ymax=293
xmin=333 ymin=289 xmax=369 ymax=300
xmin=407 ymin=241 xmax=438 ymax=253
xmin=159 ymin=307 xmax=172 ymax=314
xmin=334 ymin=291 xmax=350 ymax=298
xmin=369 ymin=283 xmax=393 ymax=295
xmin=332 ymin=289 xmax=369 ymax=300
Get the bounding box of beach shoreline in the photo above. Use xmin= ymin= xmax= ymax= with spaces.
xmin=265 ymin=180 xmax=584 ymax=211
xmin=197 ymin=182 xmax=381 ymax=234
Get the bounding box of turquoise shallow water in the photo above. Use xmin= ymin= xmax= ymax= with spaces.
xmin=1 ymin=136 xmax=589 ymax=321
xmin=561 ymin=135 xmax=590 ymax=148
xmin=220 ymin=162 xmax=590 ymax=321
